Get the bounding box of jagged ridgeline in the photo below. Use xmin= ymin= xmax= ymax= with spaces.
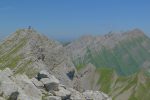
xmin=0 ymin=28 xmax=76 ymax=83
xmin=65 ymin=29 xmax=150 ymax=100
xmin=1 ymin=28 xmax=150 ymax=100
xmin=0 ymin=29 xmax=51 ymax=77
xmin=66 ymin=29 xmax=150 ymax=76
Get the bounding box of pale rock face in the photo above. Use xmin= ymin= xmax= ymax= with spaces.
xmin=0 ymin=97 xmax=5 ymax=100
xmin=0 ymin=68 xmax=111 ymax=100
xmin=38 ymin=70 xmax=60 ymax=91
xmin=43 ymin=96 xmax=61 ymax=100
xmin=0 ymin=68 xmax=18 ymax=98
xmin=78 ymin=63 xmax=100 ymax=91
xmin=40 ymin=75 xmax=59 ymax=85
xmin=83 ymin=90 xmax=112 ymax=100
xmin=1 ymin=68 xmax=13 ymax=77
xmin=0 ymin=68 xmax=42 ymax=100
xmin=14 ymin=74 xmax=42 ymax=100
xmin=31 ymin=78 xmax=44 ymax=88
xmin=68 ymin=88 xmax=86 ymax=100
xmin=40 ymin=78 xmax=59 ymax=91
xmin=37 ymin=70 xmax=50 ymax=80
xmin=53 ymin=86 xmax=71 ymax=100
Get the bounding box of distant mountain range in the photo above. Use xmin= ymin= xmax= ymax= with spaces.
xmin=65 ymin=28 xmax=150 ymax=100
xmin=66 ymin=29 xmax=150 ymax=75
xmin=0 ymin=28 xmax=150 ymax=100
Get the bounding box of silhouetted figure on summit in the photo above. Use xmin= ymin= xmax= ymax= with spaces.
xmin=28 ymin=26 xmax=32 ymax=30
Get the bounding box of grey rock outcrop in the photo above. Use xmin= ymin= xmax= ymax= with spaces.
xmin=37 ymin=70 xmax=60 ymax=91
xmin=0 ymin=68 xmax=111 ymax=100
xmin=0 ymin=68 xmax=42 ymax=100
xmin=43 ymin=96 xmax=61 ymax=100
xmin=83 ymin=90 xmax=112 ymax=100
xmin=53 ymin=86 xmax=71 ymax=100
xmin=78 ymin=63 xmax=100 ymax=91
xmin=31 ymin=78 xmax=44 ymax=88
xmin=68 ymin=88 xmax=86 ymax=100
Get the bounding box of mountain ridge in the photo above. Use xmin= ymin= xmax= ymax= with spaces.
xmin=0 ymin=28 xmax=77 ymax=88
xmin=0 ymin=28 xmax=150 ymax=100
xmin=66 ymin=28 xmax=150 ymax=75
xmin=65 ymin=28 xmax=150 ymax=100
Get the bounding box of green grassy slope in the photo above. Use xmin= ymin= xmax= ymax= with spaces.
xmin=94 ymin=68 xmax=150 ymax=100
xmin=75 ymin=34 xmax=150 ymax=99
xmin=0 ymin=29 xmax=38 ymax=77
xmin=96 ymin=68 xmax=114 ymax=93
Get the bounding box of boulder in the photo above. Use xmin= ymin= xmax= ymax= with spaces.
xmin=1 ymin=68 xmax=13 ymax=77
xmin=0 ymin=68 xmax=112 ymax=100
xmin=31 ymin=78 xmax=44 ymax=88
xmin=53 ymin=86 xmax=71 ymax=100
xmin=83 ymin=90 xmax=112 ymax=100
xmin=43 ymin=96 xmax=61 ymax=100
xmin=0 ymin=69 xmax=18 ymax=98
xmin=0 ymin=97 xmax=5 ymax=100
xmin=68 ymin=88 xmax=86 ymax=100
xmin=8 ymin=91 xmax=19 ymax=100
xmin=37 ymin=70 xmax=49 ymax=80
xmin=44 ymin=82 xmax=59 ymax=91
xmin=40 ymin=75 xmax=59 ymax=91
xmin=15 ymin=74 xmax=42 ymax=100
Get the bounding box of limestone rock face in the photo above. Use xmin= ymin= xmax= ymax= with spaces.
xmin=41 ymin=78 xmax=59 ymax=91
xmin=53 ymin=86 xmax=71 ymax=100
xmin=38 ymin=70 xmax=60 ymax=91
xmin=43 ymin=96 xmax=61 ymax=100
xmin=0 ymin=68 xmax=42 ymax=100
xmin=0 ymin=97 xmax=5 ymax=100
xmin=78 ymin=63 xmax=100 ymax=91
xmin=0 ymin=68 xmax=111 ymax=100
xmin=14 ymin=74 xmax=42 ymax=100
xmin=68 ymin=88 xmax=86 ymax=100
xmin=0 ymin=71 xmax=18 ymax=98
xmin=83 ymin=90 xmax=112 ymax=100
xmin=31 ymin=78 xmax=44 ymax=88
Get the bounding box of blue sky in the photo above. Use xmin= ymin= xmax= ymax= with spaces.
xmin=0 ymin=0 xmax=150 ymax=41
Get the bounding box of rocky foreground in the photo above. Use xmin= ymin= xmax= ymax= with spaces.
xmin=0 ymin=68 xmax=111 ymax=100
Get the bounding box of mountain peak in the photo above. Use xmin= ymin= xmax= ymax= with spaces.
xmin=14 ymin=28 xmax=39 ymax=37
xmin=9 ymin=28 xmax=58 ymax=46
xmin=123 ymin=28 xmax=145 ymax=37
xmin=132 ymin=28 xmax=143 ymax=32
xmin=0 ymin=28 xmax=77 ymax=88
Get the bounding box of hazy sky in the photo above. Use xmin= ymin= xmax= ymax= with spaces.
xmin=0 ymin=0 xmax=150 ymax=41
